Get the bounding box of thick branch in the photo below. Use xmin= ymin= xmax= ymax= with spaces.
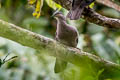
xmin=0 ymin=19 xmax=120 ymax=79
xmin=110 ymin=0 xmax=120 ymax=6
xmin=97 ymin=0 xmax=120 ymax=12
xmin=53 ymin=0 xmax=120 ymax=29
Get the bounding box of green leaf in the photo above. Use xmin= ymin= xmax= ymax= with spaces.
xmin=89 ymin=2 xmax=95 ymax=8
xmin=45 ymin=0 xmax=62 ymax=10
xmin=28 ymin=0 xmax=44 ymax=18
xmin=28 ymin=0 xmax=36 ymax=5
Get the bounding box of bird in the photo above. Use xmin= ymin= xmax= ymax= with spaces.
xmin=67 ymin=0 xmax=95 ymax=20
xmin=52 ymin=10 xmax=79 ymax=73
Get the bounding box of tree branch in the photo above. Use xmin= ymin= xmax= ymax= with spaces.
xmin=53 ymin=0 xmax=120 ymax=29
xmin=0 ymin=19 xmax=120 ymax=79
xmin=97 ymin=0 xmax=120 ymax=12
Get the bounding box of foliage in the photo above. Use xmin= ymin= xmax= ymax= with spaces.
xmin=28 ymin=0 xmax=62 ymax=18
xmin=45 ymin=0 xmax=62 ymax=10
xmin=28 ymin=0 xmax=44 ymax=18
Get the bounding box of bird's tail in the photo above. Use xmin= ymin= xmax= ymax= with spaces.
xmin=67 ymin=7 xmax=84 ymax=20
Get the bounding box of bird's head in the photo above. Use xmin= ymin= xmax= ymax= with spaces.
xmin=52 ymin=10 xmax=66 ymax=21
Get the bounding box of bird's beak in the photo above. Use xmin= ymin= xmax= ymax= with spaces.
xmin=51 ymin=8 xmax=59 ymax=17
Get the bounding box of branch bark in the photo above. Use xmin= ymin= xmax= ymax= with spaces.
xmin=0 ymin=19 xmax=120 ymax=79
xmin=97 ymin=0 xmax=120 ymax=12
xmin=53 ymin=0 xmax=120 ymax=29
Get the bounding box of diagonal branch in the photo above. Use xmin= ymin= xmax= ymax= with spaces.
xmin=83 ymin=8 xmax=120 ymax=29
xmin=0 ymin=19 xmax=120 ymax=79
xmin=97 ymin=0 xmax=120 ymax=12
xmin=53 ymin=0 xmax=120 ymax=29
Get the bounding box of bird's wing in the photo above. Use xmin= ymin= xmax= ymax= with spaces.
xmin=67 ymin=0 xmax=84 ymax=20
xmin=72 ymin=0 xmax=95 ymax=9
xmin=81 ymin=0 xmax=95 ymax=7
xmin=72 ymin=0 xmax=83 ymax=10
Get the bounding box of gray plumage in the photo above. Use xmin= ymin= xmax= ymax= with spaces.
xmin=53 ymin=11 xmax=79 ymax=73
xmin=67 ymin=0 xmax=95 ymax=20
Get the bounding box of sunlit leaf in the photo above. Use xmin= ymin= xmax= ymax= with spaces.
xmin=28 ymin=0 xmax=36 ymax=5
xmin=45 ymin=0 xmax=62 ymax=10
xmin=28 ymin=0 xmax=43 ymax=18
xmin=89 ymin=2 xmax=95 ymax=8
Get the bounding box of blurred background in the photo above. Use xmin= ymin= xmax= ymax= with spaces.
xmin=0 ymin=0 xmax=120 ymax=80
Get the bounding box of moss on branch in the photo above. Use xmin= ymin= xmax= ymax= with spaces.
xmin=0 ymin=19 xmax=120 ymax=79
